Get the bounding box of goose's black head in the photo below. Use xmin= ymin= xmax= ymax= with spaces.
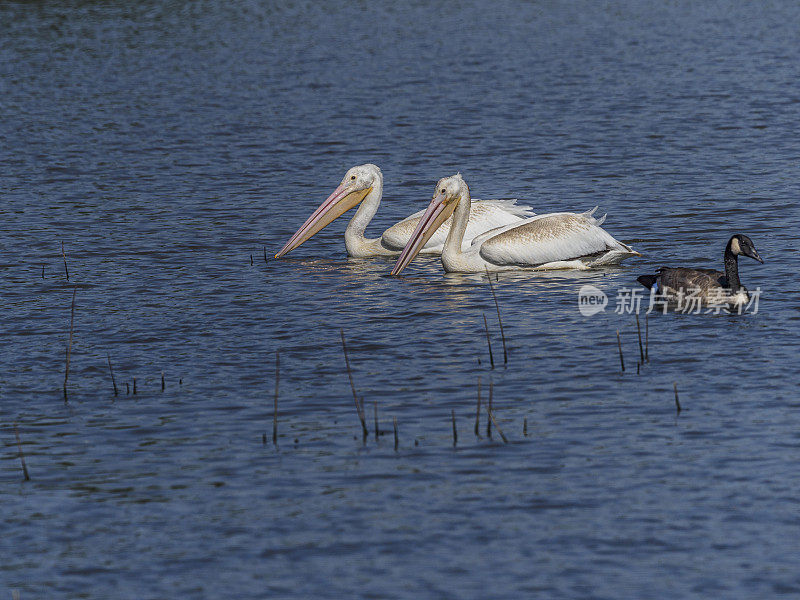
xmin=729 ymin=234 xmax=763 ymax=264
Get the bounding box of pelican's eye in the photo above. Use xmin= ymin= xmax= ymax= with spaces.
xmin=441 ymin=188 xmax=446 ymax=194
xmin=351 ymin=175 xmax=356 ymax=181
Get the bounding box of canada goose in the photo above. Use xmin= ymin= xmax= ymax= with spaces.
xmin=636 ymin=234 xmax=763 ymax=307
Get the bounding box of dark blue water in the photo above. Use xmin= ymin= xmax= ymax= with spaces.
xmin=2 ymin=1 xmax=800 ymax=598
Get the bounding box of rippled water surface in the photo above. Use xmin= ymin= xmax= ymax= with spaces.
xmin=2 ymin=1 xmax=800 ymax=598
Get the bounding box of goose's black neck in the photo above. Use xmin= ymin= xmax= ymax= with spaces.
xmin=723 ymin=240 xmax=742 ymax=291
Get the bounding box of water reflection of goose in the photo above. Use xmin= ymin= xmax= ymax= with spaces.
xmin=391 ymin=174 xmax=641 ymax=275
xmin=636 ymin=234 xmax=763 ymax=306
xmin=275 ymin=164 xmax=534 ymax=259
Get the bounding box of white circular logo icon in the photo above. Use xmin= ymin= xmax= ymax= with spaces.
xmin=578 ymin=284 xmax=608 ymax=316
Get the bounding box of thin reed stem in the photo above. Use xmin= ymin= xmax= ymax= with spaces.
xmin=340 ymin=329 xmax=368 ymax=438
xmin=486 ymin=269 xmax=508 ymax=364
xmin=482 ymin=313 xmax=494 ymax=369
xmin=486 ymin=407 xmax=508 ymax=443
xmin=674 ymin=383 xmax=681 ymax=414
xmin=636 ymin=314 xmax=644 ymax=364
xmin=61 ymin=241 xmax=69 ymax=281
xmin=451 ymin=409 xmax=457 ymax=447
xmin=107 ymin=353 xmax=118 ymax=397
xmin=616 ymin=329 xmax=625 ymax=372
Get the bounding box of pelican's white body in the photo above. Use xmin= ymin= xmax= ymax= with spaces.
xmin=393 ymin=174 xmax=640 ymax=274
xmin=443 ymin=202 xmax=638 ymax=272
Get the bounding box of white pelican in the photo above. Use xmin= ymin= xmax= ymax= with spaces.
xmin=274 ymin=164 xmax=534 ymax=259
xmin=391 ymin=174 xmax=641 ymax=275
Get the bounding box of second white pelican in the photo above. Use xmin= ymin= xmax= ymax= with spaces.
xmin=275 ymin=164 xmax=534 ymax=259
xmin=391 ymin=174 xmax=641 ymax=275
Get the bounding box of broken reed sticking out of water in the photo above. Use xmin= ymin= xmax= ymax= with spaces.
xmin=63 ymin=287 xmax=77 ymax=402
xmin=482 ymin=313 xmax=494 ymax=369
xmin=616 ymin=329 xmax=625 ymax=372
xmin=486 ymin=269 xmax=508 ymax=365
xmin=13 ymin=423 xmax=30 ymax=481
xmin=486 ymin=403 xmax=508 ymax=444
xmin=674 ymin=382 xmax=681 ymax=415
xmin=61 ymin=241 xmax=69 ymax=281
xmin=451 ymin=409 xmax=457 ymax=447
xmin=340 ymin=329 xmax=368 ymax=440
xmin=393 ymin=416 xmax=398 ymax=451
xmin=107 ymin=353 xmax=118 ymax=397
xmin=273 ymin=350 xmax=280 ymax=445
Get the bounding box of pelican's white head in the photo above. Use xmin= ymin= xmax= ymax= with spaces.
xmin=434 ymin=173 xmax=468 ymax=204
xmin=341 ymin=163 xmax=382 ymax=192
xmin=275 ymin=163 xmax=381 ymax=258
xmin=390 ymin=173 xmax=468 ymax=276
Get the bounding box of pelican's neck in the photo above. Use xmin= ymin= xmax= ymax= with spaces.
xmin=443 ymin=186 xmax=471 ymax=259
xmin=723 ymin=242 xmax=742 ymax=291
xmin=344 ymin=174 xmax=383 ymax=256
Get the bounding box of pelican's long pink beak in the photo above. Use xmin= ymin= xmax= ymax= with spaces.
xmin=390 ymin=192 xmax=455 ymax=276
xmin=275 ymin=184 xmax=371 ymax=258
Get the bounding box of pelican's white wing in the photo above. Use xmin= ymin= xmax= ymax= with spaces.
xmin=381 ymin=199 xmax=534 ymax=252
xmin=479 ymin=210 xmax=631 ymax=267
